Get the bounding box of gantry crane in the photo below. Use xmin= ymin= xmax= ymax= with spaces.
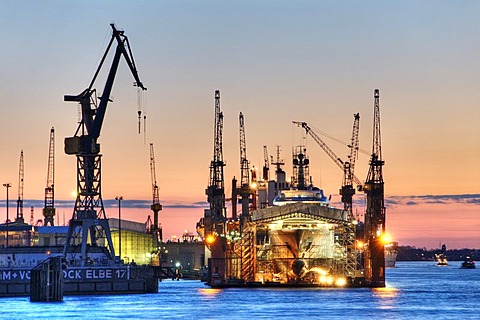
xmin=363 ymin=89 xmax=386 ymax=287
xmin=293 ymin=119 xmax=362 ymax=213
xmin=16 ymin=150 xmax=25 ymax=224
xmin=205 ymin=90 xmax=226 ymax=236
xmin=63 ymin=24 xmax=146 ymax=265
xmin=149 ymin=143 xmax=162 ymax=240
xmin=43 ymin=127 xmax=55 ymax=226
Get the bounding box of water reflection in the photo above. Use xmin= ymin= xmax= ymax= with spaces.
xmin=197 ymin=287 xmax=222 ymax=300
xmin=372 ymin=286 xmax=400 ymax=309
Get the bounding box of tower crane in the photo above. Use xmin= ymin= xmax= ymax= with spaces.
xmin=293 ymin=119 xmax=362 ymax=213
xmin=16 ymin=150 xmax=25 ymax=224
xmin=205 ymin=90 xmax=226 ymax=236
xmin=43 ymin=127 xmax=55 ymax=226
xmin=63 ymin=24 xmax=146 ymax=265
xmin=363 ymin=89 xmax=386 ymax=287
xmin=149 ymin=143 xmax=162 ymax=239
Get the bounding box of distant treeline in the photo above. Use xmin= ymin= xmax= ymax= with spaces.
xmin=397 ymin=246 xmax=479 ymax=261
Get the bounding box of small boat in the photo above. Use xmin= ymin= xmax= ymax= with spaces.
xmin=461 ymin=257 xmax=476 ymax=269
xmin=435 ymin=253 xmax=448 ymax=266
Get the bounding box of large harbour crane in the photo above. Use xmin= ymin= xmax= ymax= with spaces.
xmin=16 ymin=150 xmax=25 ymax=224
xmin=149 ymin=143 xmax=162 ymax=239
xmin=43 ymin=127 xmax=55 ymax=226
xmin=63 ymin=24 xmax=146 ymax=265
xmin=363 ymin=89 xmax=386 ymax=287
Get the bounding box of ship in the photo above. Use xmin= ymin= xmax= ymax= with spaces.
xmin=461 ymin=256 xmax=475 ymax=269
xmin=385 ymin=241 xmax=398 ymax=268
xmin=436 ymin=244 xmax=448 ymax=266
xmin=436 ymin=253 xmax=448 ymax=266
xmin=201 ymin=146 xmax=364 ymax=287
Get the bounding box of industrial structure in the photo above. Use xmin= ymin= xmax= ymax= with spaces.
xmin=62 ymin=23 xmax=146 ymax=265
xmin=15 ymin=150 xmax=25 ymax=224
xmin=363 ymin=89 xmax=387 ymax=287
xmin=43 ymin=127 xmax=56 ymax=226
xmin=200 ymin=89 xmax=387 ymax=288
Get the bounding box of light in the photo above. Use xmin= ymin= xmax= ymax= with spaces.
xmin=357 ymin=241 xmax=364 ymax=249
xmin=71 ymin=191 xmax=77 ymax=198
xmin=381 ymin=233 xmax=392 ymax=244
xmin=250 ymin=181 xmax=258 ymax=190
xmin=205 ymin=234 xmax=216 ymax=245
xmin=175 ymin=262 xmax=181 ymax=268
xmin=335 ymin=278 xmax=347 ymax=287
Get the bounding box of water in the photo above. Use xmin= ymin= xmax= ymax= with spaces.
xmin=0 ymin=261 xmax=478 ymax=319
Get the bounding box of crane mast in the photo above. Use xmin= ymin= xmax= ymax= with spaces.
xmin=149 ymin=143 xmax=162 ymax=238
xmin=43 ymin=127 xmax=55 ymax=226
xmin=205 ymin=90 xmax=226 ymax=236
xmin=63 ymin=24 xmax=146 ymax=265
xmin=363 ymin=89 xmax=386 ymax=287
xmin=16 ymin=150 xmax=24 ymax=223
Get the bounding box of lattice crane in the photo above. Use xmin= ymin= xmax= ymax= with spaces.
xmin=238 ymin=112 xmax=253 ymax=218
xmin=43 ymin=127 xmax=55 ymax=226
xmin=363 ymin=89 xmax=386 ymax=287
xmin=205 ymin=90 xmax=226 ymax=236
xmin=149 ymin=143 xmax=162 ymax=238
xmin=16 ymin=150 xmax=24 ymax=223
xmin=63 ymin=24 xmax=146 ymax=265
xmin=293 ymin=120 xmax=362 ymax=213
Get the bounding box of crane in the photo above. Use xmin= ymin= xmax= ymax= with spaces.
xmin=262 ymin=146 xmax=269 ymax=181
xmin=63 ymin=24 xmax=146 ymax=265
xmin=238 ymin=112 xmax=253 ymax=218
xmin=363 ymin=89 xmax=386 ymax=287
xmin=43 ymin=127 xmax=55 ymax=226
xmin=16 ymin=150 xmax=24 ymax=224
xmin=205 ymin=90 xmax=226 ymax=236
xmin=149 ymin=143 xmax=162 ymax=239
xmin=340 ymin=113 xmax=361 ymax=214
xmin=293 ymin=120 xmax=362 ymax=212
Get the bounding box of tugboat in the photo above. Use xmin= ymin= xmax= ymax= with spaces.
xmin=461 ymin=256 xmax=476 ymax=269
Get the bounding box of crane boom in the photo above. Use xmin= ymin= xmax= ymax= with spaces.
xmin=43 ymin=127 xmax=55 ymax=226
xmin=16 ymin=150 xmax=24 ymax=223
xmin=293 ymin=121 xmax=362 ymax=186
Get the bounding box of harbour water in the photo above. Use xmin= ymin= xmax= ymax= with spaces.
xmin=0 ymin=261 xmax=478 ymax=319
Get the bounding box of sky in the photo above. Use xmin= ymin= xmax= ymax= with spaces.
xmin=0 ymin=1 xmax=479 ymax=249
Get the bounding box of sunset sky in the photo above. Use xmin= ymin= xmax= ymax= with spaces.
xmin=0 ymin=1 xmax=478 ymax=249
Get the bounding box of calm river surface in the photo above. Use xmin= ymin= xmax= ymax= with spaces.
xmin=0 ymin=261 xmax=478 ymax=319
